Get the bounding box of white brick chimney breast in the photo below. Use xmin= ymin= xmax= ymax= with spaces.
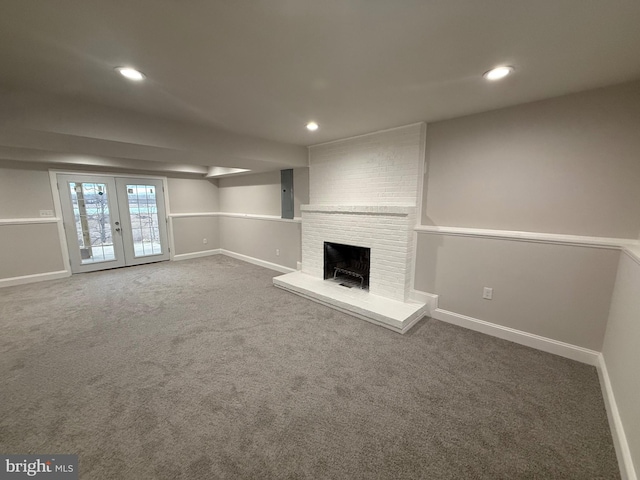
xmin=274 ymin=123 xmax=428 ymax=333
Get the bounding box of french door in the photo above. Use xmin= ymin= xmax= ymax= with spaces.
xmin=58 ymin=174 xmax=169 ymax=273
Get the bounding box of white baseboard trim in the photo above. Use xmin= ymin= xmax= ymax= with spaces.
xmin=172 ymin=249 xmax=221 ymax=261
xmin=220 ymin=249 xmax=296 ymax=274
xmin=0 ymin=270 xmax=70 ymax=288
xmin=409 ymin=290 xmax=439 ymax=314
xmin=432 ymin=308 xmax=600 ymax=365
xmin=598 ymin=354 xmax=637 ymax=480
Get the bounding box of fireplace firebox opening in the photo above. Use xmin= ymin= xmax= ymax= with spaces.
xmin=324 ymin=242 xmax=371 ymax=289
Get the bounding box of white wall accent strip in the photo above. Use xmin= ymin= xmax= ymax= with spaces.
xmin=432 ymin=308 xmax=600 ymax=365
xmin=220 ymin=249 xmax=296 ymax=274
xmin=219 ymin=213 xmax=302 ymax=223
xmin=416 ymin=225 xmax=640 ymax=250
xmin=168 ymin=212 xmax=302 ymax=223
xmin=0 ymin=217 xmax=60 ymax=225
xmin=0 ymin=270 xmax=70 ymax=288
xmin=598 ymin=354 xmax=638 ymax=480
xmin=168 ymin=212 xmax=219 ymax=218
xmin=172 ymin=249 xmax=221 ymax=261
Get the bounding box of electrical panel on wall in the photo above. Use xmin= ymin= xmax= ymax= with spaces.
xmin=281 ymin=169 xmax=294 ymax=219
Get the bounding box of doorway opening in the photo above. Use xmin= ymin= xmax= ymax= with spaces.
xmin=57 ymin=174 xmax=169 ymax=273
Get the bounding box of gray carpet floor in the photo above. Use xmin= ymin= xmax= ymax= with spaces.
xmin=0 ymin=256 xmax=619 ymax=479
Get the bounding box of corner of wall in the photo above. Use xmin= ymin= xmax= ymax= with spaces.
xmin=597 ymin=354 xmax=638 ymax=480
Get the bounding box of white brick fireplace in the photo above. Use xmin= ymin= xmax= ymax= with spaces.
xmin=301 ymin=205 xmax=416 ymax=302
xmin=274 ymin=123 xmax=427 ymax=333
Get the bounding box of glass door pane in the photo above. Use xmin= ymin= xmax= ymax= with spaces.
xmin=125 ymin=184 xmax=163 ymax=257
xmin=58 ymin=174 xmax=126 ymax=274
xmin=116 ymin=177 xmax=169 ymax=266
xmin=69 ymin=182 xmax=116 ymax=264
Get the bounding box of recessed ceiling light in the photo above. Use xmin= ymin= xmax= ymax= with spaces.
xmin=115 ymin=67 xmax=146 ymax=81
xmin=306 ymin=122 xmax=319 ymax=131
xmin=483 ymin=66 xmax=514 ymax=81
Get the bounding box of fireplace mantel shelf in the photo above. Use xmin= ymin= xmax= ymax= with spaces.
xmin=301 ymin=205 xmax=415 ymax=216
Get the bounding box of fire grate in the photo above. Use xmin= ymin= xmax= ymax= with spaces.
xmin=324 ymin=242 xmax=370 ymax=290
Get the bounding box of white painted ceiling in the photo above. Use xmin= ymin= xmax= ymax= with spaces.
xmin=1 ymin=0 xmax=640 ymax=173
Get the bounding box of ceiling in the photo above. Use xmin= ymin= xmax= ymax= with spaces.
xmin=1 ymin=0 xmax=640 ymax=174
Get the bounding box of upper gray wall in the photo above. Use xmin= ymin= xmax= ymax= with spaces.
xmin=219 ymin=168 xmax=309 ymax=217
xmin=423 ymin=80 xmax=640 ymax=238
xmin=0 ymin=167 xmax=55 ymax=218
xmin=219 ymin=171 xmax=280 ymax=215
xmin=167 ymin=177 xmax=219 ymax=213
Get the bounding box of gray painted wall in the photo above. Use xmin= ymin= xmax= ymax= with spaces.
xmin=602 ymin=252 xmax=640 ymax=473
xmin=0 ymin=167 xmax=64 ymax=279
xmin=0 ymin=166 xmax=309 ymax=281
xmin=423 ymin=80 xmax=640 ymax=238
xmin=0 ymin=167 xmax=55 ymax=218
xmin=0 ymin=223 xmax=64 ymax=279
xmin=219 ymin=216 xmax=301 ymax=270
xmin=219 ymin=171 xmax=281 ymax=215
xmin=167 ymin=177 xmax=220 ymax=255
xmin=218 ymin=168 xmax=309 ymax=267
xmin=415 ymin=234 xmax=619 ymax=350
xmin=219 ymin=168 xmax=309 ymax=217
xmin=415 ymin=81 xmax=640 ymax=354
xmin=172 ymin=217 xmax=220 ymax=254
xmin=167 ymin=177 xmax=218 ymax=213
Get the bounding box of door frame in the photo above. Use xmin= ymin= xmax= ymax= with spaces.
xmin=48 ymin=170 xmax=173 ymax=275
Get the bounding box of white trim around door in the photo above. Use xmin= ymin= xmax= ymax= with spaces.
xmin=53 ymin=171 xmax=171 ymax=274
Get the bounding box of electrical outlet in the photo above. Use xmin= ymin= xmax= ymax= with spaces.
xmin=276 ymin=249 xmax=280 ymax=256
xmin=203 ymin=238 xmax=208 ymax=244
xmin=483 ymin=287 xmax=493 ymax=300
xmin=39 ymin=210 xmax=54 ymax=217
